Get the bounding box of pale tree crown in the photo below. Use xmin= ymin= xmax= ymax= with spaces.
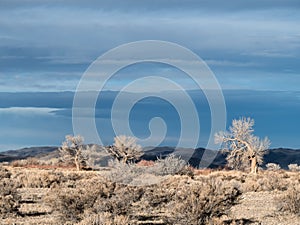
xmin=59 ymin=135 xmax=87 ymax=170
xmin=215 ymin=117 xmax=270 ymax=171
xmin=106 ymin=135 xmax=143 ymax=163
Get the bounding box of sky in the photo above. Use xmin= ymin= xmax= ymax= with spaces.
xmin=0 ymin=0 xmax=299 ymax=150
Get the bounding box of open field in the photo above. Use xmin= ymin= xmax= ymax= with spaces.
xmin=0 ymin=164 xmax=299 ymax=225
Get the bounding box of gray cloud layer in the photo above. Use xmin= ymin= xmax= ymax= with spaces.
xmin=1 ymin=0 xmax=299 ymax=11
xmin=0 ymin=0 xmax=299 ymax=91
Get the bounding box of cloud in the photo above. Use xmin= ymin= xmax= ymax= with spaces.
xmin=0 ymin=92 xmax=74 ymax=108
xmin=242 ymin=50 xmax=296 ymax=58
xmin=0 ymin=107 xmax=60 ymax=116
xmin=0 ymin=1 xmax=299 ymax=150
xmin=0 ymin=106 xmax=72 ymax=151
xmin=1 ymin=3 xmax=299 ymax=54
xmin=206 ymin=60 xmax=260 ymax=67
xmin=0 ymin=71 xmax=83 ymax=92
xmin=0 ymin=1 xmax=299 ymax=92
xmin=0 ymin=0 xmax=299 ymax=12
xmin=0 ymin=90 xmax=299 ymax=149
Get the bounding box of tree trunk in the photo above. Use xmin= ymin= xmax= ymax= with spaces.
xmin=123 ymin=156 xmax=128 ymax=164
xmin=75 ymin=154 xmax=81 ymax=171
xmin=250 ymin=156 xmax=258 ymax=174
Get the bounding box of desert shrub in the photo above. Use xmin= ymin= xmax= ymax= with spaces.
xmin=75 ymin=176 xmax=116 ymax=198
xmin=193 ymin=168 xmax=213 ymax=176
xmin=277 ymin=183 xmax=300 ymax=215
xmin=41 ymin=157 xmax=61 ymax=165
xmin=46 ymin=187 xmax=92 ymax=222
xmin=10 ymin=158 xmax=42 ymax=167
xmin=106 ymin=155 xmax=192 ymax=185
xmin=258 ymin=175 xmax=285 ymax=191
xmin=49 ymin=170 xmax=100 ymax=188
xmin=60 ymin=171 xmax=84 ymax=182
xmin=266 ymin=163 xmax=281 ymax=171
xmin=92 ymin=178 xmax=185 ymax=222
xmin=224 ymin=169 xmax=293 ymax=193
xmin=149 ymin=154 xmax=186 ymax=176
xmin=177 ymin=165 xmax=195 ymax=178
xmin=0 ymin=166 xmax=11 ymax=179
xmin=77 ymin=213 xmax=130 ymax=225
xmin=137 ymin=159 xmax=155 ymax=167
xmin=46 ymin=177 xmax=143 ymax=223
xmin=93 ymin=185 xmax=144 ymax=218
xmin=239 ymin=173 xmax=261 ymax=192
xmin=45 ymin=171 xmax=243 ymax=224
xmin=105 ymin=159 xmax=144 ymax=184
xmin=11 ymin=169 xmax=62 ymax=188
xmin=142 ymin=184 xmax=176 ymax=210
xmin=23 ymin=157 xmax=41 ymax=165
xmin=105 ymin=135 xmax=143 ymax=163
xmin=11 ymin=158 xmax=71 ymax=169
xmin=211 ymin=170 xmax=246 ymax=183
xmin=168 ymin=176 xmax=241 ymax=224
xmin=288 ymin=164 xmax=300 ymax=172
xmin=241 ymin=171 xmax=290 ymax=192
xmin=0 ymin=178 xmax=20 ymax=218
xmin=10 ymin=159 xmax=24 ymax=167
xmin=45 ymin=176 xmax=116 ymax=223
xmin=82 ymin=145 xmax=108 ymax=169
xmin=46 ymin=184 xmax=102 ymax=222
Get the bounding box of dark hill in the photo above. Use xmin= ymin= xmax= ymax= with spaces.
xmin=0 ymin=146 xmax=58 ymax=162
xmin=0 ymin=153 xmax=20 ymax=162
xmin=263 ymin=148 xmax=300 ymax=169
xmin=141 ymin=147 xmax=300 ymax=169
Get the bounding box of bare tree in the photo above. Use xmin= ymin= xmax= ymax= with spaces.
xmin=81 ymin=144 xmax=108 ymax=169
xmin=288 ymin=164 xmax=300 ymax=172
xmin=106 ymin=135 xmax=143 ymax=163
xmin=266 ymin=163 xmax=281 ymax=171
xmin=59 ymin=135 xmax=87 ymax=170
xmin=215 ymin=117 xmax=270 ymax=173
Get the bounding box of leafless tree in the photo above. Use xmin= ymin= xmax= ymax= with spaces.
xmin=105 ymin=135 xmax=143 ymax=163
xmin=288 ymin=164 xmax=300 ymax=172
xmin=59 ymin=135 xmax=87 ymax=170
xmin=215 ymin=117 xmax=270 ymax=173
xmin=266 ymin=163 xmax=281 ymax=171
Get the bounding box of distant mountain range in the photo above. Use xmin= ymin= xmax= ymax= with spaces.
xmin=0 ymin=146 xmax=59 ymax=164
xmin=0 ymin=146 xmax=299 ymax=169
xmin=142 ymin=147 xmax=300 ymax=169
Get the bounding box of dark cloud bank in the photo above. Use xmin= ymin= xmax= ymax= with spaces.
xmin=0 ymin=90 xmax=299 ymax=150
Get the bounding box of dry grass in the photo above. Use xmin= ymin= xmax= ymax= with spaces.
xmin=136 ymin=159 xmax=155 ymax=167
xmin=277 ymin=183 xmax=300 ymax=215
xmin=10 ymin=157 xmax=75 ymax=170
xmin=0 ymin=166 xmax=20 ymax=219
xmin=167 ymin=177 xmax=241 ymax=224
xmin=76 ymin=213 xmax=130 ymax=225
xmin=0 ymin=164 xmax=299 ymax=224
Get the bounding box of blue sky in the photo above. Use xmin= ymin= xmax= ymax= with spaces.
xmin=0 ymin=0 xmax=299 ymax=150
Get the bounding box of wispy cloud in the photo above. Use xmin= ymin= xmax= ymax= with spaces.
xmin=242 ymin=50 xmax=297 ymax=58
xmin=0 ymin=107 xmax=61 ymax=116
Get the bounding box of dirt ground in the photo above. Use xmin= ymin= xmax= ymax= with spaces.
xmin=229 ymin=191 xmax=300 ymax=225
xmin=1 ymin=167 xmax=299 ymax=225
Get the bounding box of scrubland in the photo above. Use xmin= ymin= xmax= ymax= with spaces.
xmin=0 ymin=161 xmax=299 ymax=225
